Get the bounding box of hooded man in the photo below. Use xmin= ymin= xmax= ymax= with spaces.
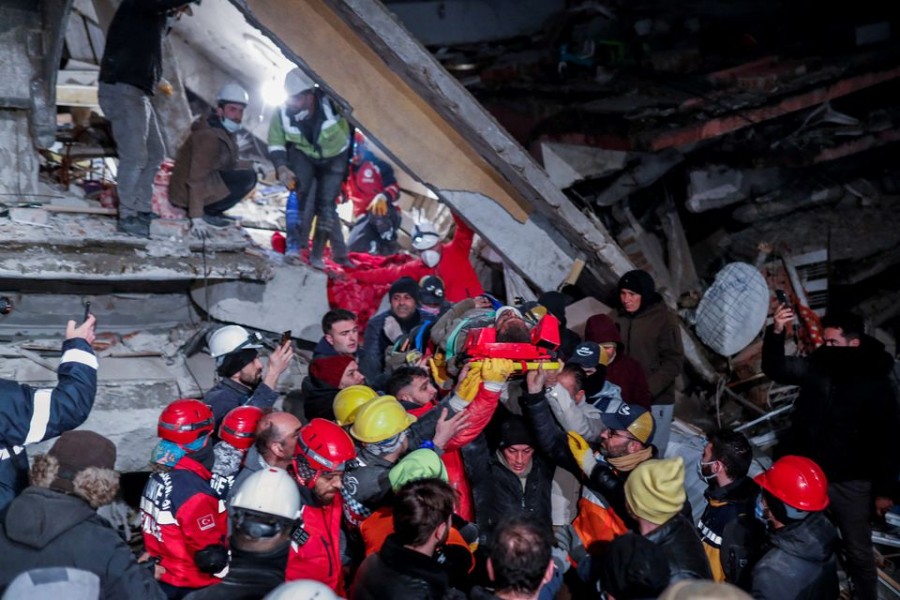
xmin=0 ymin=431 xmax=164 ymax=598
xmin=613 ymin=270 xmax=684 ymax=456
xmin=204 ymin=325 xmax=293 ymax=429
xmin=169 ymin=83 xmax=258 ymax=239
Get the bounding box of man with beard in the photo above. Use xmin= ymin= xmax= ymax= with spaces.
xmin=696 ymin=429 xmax=762 ymax=589
xmin=763 ymin=307 xmax=900 ymax=600
xmin=494 ymin=306 xmax=532 ymax=343
xmin=351 ymin=478 xmax=465 ymax=599
xmin=141 ymin=400 xmax=229 ymax=599
xmin=204 ymin=325 xmax=293 ymax=429
xmin=360 ymin=277 xmax=422 ymax=386
xmin=286 ymin=419 xmax=358 ymax=594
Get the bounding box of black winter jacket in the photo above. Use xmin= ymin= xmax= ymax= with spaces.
xmin=204 ymin=378 xmax=279 ymax=431
xmin=98 ymin=0 xmax=193 ymax=95
xmin=295 ymin=374 xmax=339 ymax=422
xmin=750 ymin=512 xmax=839 ymax=600
xmin=462 ymin=428 xmax=555 ymax=548
xmin=644 ymin=512 xmax=713 ymax=583
xmin=0 ymin=487 xmax=165 ymax=599
xmin=182 ymin=543 xmax=289 ymax=600
xmin=762 ymin=327 xmax=900 ymax=494
xmin=351 ymin=534 xmax=466 ymax=600
xmin=359 ymin=309 xmax=420 ymax=389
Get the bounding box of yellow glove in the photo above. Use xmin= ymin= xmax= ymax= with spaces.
xmin=481 ymin=358 xmax=515 ymax=389
xmin=454 ymin=363 xmax=483 ymax=403
xmin=158 ymin=79 xmax=174 ymax=97
xmin=567 ymin=431 xmax=596 ymax=476
xmin=428 ymin=353 xmax=452 ymax=390
xmin=368 ymin=194 xmax=388 ymax=216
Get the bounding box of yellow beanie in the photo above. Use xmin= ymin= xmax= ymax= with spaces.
xmin=625 ymin=457 xmax=686 ymax=525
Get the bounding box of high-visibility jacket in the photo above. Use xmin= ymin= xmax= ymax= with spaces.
xmin=267 ymin=97 xmax=350 ymax=164
xmin=286 ymin=486 xmax=346 ymax=596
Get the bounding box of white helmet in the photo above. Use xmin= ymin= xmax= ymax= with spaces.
xmin=208 ymin=325 xmax=262 ymax=358
xmin=216 ymin=82 xmax=249 ymax=106
xmin=284 ymin=68 xmax=315 ymax=97
xmin=411 ymin=221 xmax=441 ymax=250
xmin=231 ymin=467 xmax=302 ymax=521
xmin=263 ymin=580 xmax=337 ymax=600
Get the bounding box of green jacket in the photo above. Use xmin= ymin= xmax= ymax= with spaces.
xmin=267 ymin=97 xmax=350 ymax=165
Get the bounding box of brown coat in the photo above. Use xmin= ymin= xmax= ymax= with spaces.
xmin=613 ymin=299 xmax=683 ymax=405
xmin=169 ymin=116 xmax=240 ymax=218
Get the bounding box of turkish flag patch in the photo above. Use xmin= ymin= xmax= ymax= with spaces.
xmin=197 ymin=514 xmax=216 ymax=531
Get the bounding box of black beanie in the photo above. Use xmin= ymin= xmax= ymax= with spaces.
xmin=498 ymin=415 xmax=536 ymax=449
xmin=617 ymin=269 xmax=656 ymax=298
xmin=390 ymin=277 xmax=420 ymax=302
xmin=217 ymin=348 xmax=258 ymax=378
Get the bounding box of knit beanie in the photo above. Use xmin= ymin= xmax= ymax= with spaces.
xmin=498 ymin=414 xmax=536 ymax=449
xmin=217 ymin=348 xmax=259 ymax=378
xmin=388 ymin=449 xmax=448 ymax=492
xmin=389 ymin=277 xmax=420 ymax=302
xmin=617 ymin=269 xmax=656 ymax=298
xmin=584 ymin=313 xmax=622 ymax=345
xmin=310 ymin=355 xmax=355 ymax=389
xmin=625 ymin=457 xmax=686 ymax=525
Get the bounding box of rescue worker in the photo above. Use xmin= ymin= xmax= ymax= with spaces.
xmin=209 ymin=405 xmax=264 ymax=499
xmin=98 ymin=0 xmax=196 ymax=237
xmin=314 ymin=308 xmax=360 ymax=358
xmin=286 ymin=419 xmax=358 ymax=595
xmin=751 ymin=456 xmax=839 ymax=600
xmin=359 ymin=277 xmax=422 ymax=386
xmin=333 ymin=385 xmax=379 ymax=427
xmin=184 ymin=467 xmax=303 ymax=599
xmin=763 ymin=307 xmax=900 ymax=600
xmin=0 ymin=431 xmax=164 ymax=598
xmin=204 ymin=325 xmax=293 ymax=428
xmin=352 ymin=478 xmax=466 ymax=599
xmin=342 ymin=394 xmax=468 ymax=526
xmin=169 ymin=83 xmax=258 ymax=239
xmin=0 ymin=314 xmax=97 ymax=511
xmin=268 ymin=68 xmax=351 ymax=269
xmin=229 ymin=411 xmax=302 ymax=502
xmin=418 ymin=275 xmax=452 ymax=318
xmin=347 ymin=212 xmax=484 ymax=302
xmin=624 ymin=458 xmax=712 ymax=583
xmin=696 ymin=429 xmax=762 ymax=589
xmin=141 ymin=399 xmax=229 ymax=599
xmin=613 ymin=269 xmax=684 ymax=456
xmin=343 ymin=131 xmax=402 ymax=255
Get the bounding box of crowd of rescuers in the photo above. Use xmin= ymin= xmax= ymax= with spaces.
xmin=3 ymin=263 xmax=898 ymax=600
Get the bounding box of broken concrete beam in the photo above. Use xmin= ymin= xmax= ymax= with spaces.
xmin=540 ymin=142 xmax=628 ymax=189
xmin=595 ymin=148 xmax=683 ymax=206
xmin=687 ymin=166 xmax=745 ymax=213
xmin=190 ymin=264 xmax=330 ymax=342
xmin=731 ymin=185 xmax=842 ymax=223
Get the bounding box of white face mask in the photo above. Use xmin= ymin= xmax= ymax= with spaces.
xmin=421 ymin=249 xmax=440 ymax=268
xmin=221 ymin=118 xmax=241 ymax=133
xmin=697 ymin=459 xmax=719 ymax=482
xmin=292 ymin=109 xmax=310 ymax=122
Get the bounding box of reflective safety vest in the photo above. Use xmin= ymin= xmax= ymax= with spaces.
xmin=571 ymin=486 xmax=629 ymax=560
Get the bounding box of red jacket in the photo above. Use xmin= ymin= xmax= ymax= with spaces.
xmin=342 ymin=155 xmax=400 ymax=219
xmin=140 ymin=456 xmax=228 ymax=589
xmin=406 ymin=383 xmax=501 ymax=521
xmin=286 ymin=488 xmax=346 ymax=596
xmin=349 ymin=213 xmax=483 ymax=302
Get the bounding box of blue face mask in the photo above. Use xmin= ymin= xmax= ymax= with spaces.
xmin=222 ymin=118 xmax=241 ymax=133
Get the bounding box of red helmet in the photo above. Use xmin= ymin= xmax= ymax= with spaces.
xmin=219 ymin=406 xmax=264 ymax=450
xmin=754 ymin=455 xmax=829 ymax=512
xmin=293 ymin=419 xmax=356 ymax=486
xmin=158 ymin=399 xmax=214 ymax=446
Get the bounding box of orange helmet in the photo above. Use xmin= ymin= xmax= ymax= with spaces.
xmin=754 ymin=455 xmax=829 ymax=512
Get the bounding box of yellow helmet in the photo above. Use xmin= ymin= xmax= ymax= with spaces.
xmin=350 ymin=395 xmax=416 ymax=443
xmin=333 ymin=385 xmax=378 ymax=426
